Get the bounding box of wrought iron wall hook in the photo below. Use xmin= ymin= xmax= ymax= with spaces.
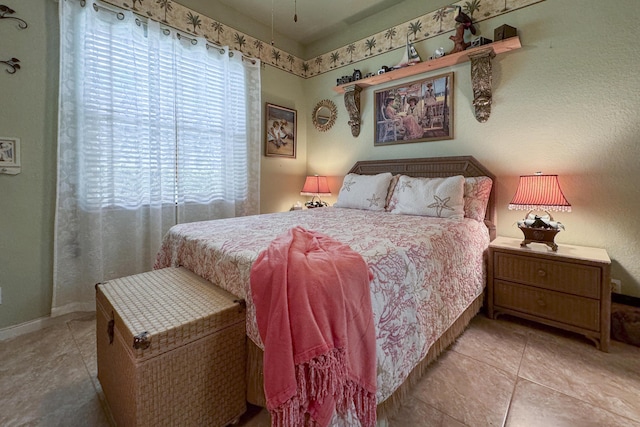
xmin=0 ymin=5 xmax=28 ymax=29
xmin=1 ymin=57 xmax=20 ymax=74
xmin=1 ymin=5 xmax=27 ymax=75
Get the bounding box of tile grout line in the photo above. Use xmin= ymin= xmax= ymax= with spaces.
xmin=514 ymin=331 xmax=640 ymax=425
xmin=499 ymin=329 xmax=531 ymax=427
xmin=66 ymin=317 xmax=114 ymax=424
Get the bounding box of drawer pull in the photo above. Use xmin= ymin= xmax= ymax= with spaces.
xmin=536 ymin=298 xmax=546 ymax=307
xmin=537 ymin=269 xmax=547 ymax=277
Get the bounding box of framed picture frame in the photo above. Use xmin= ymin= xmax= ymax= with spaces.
xmin=265 ymin=103 xmax=297 ymax=158
xmin=374 ymin=72 xmax=453 ymax=146
xmin=0 ymin=137 xmax=21 ymax=175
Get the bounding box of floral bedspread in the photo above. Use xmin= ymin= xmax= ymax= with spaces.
xmin=154 ymin=207 xmax=490 ymax=402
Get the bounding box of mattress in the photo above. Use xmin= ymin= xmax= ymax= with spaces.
xmin=154 ymin=207 xmax=490 ymax=402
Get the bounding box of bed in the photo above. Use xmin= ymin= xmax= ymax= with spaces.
xmin=154 ymin=156 xmax=496 ymax=423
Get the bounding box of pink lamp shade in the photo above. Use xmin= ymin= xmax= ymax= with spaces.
xmin=509 ymin=173 xmax=570 ymax=252
xmin=300 ymin=175 xmax=331 ymax=196
xmin=508 ymin=174 xmax=571 ymax=212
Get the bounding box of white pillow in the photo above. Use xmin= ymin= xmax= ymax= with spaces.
xmin=388 ymin=175 xmax=465 ymax=219
xmin=334 ymin=172 xmax=393 ymax=211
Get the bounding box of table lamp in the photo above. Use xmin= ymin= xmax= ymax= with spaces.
xmin=300 ymin=175 xmax=331 ymax=208
xmin=508 ymin=173 xmax=571 ymax=251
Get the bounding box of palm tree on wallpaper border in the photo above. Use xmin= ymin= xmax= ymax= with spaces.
xmin=156 ymin=0 xmax=172 ymax=23
xmin=346 ymin=44 xmax=356 ymax=63
xmin=211 ymin=21 xmax=224 ymax=43
xmin=130 ymin=0 xmax=143 ymax=11
xmin=464 ymin=0 xmax=482 ymax=17
xmin=433 ymin=7 xmax=450 ymax=33
xmin=254 ymin=40 xmax=264 ymax=60
xmin=330 ymin=51 xmax=340 ymax=68
xmin=271 ymin=48 xmax=281 ymax=66
xmin=408 ymin=20 xmax=422 ymax=41
xmin=234 ymin=33 xmax=246 ymax=52
xmin=314 ymin=56 xmax=323 ymax=74
xmin=365 ymin=37 xmax=376 ymax=56
xmin=384 ymin=27 xmax=397 ymax=50
xmin=186 ymin=11 xmax=201 ymax=34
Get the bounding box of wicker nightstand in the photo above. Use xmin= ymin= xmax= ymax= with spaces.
xmin=488 ymin=236 xmax=611 ymax=351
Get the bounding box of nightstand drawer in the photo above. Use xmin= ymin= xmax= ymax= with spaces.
xmin=493 ymin=252 xmax=601 ymax=299
xmin=494 ymin=280 xmax=600 ymax=331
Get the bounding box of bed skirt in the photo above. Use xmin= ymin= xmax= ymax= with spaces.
xmin=246 ymin=293 xmax=484 ymax=420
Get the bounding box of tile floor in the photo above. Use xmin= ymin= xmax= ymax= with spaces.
xmin=1 ymin=312 xmax=639 ymax=426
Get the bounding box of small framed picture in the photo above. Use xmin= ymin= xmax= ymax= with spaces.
xmin=0 ymin=137 xmax=20 ymax=174
xmin=265 ymin=103 xmax=296 ymax=158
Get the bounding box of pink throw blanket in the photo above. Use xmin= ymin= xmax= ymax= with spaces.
xmin=250 ymin=226 xmax=377 ymax=427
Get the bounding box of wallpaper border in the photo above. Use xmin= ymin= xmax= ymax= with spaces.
xmin=103 ymin=0 xmax=544 ymax=78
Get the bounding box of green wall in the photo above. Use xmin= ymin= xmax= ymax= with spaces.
xmin=0 ymin=0 xmax=59 ymax=329
xmin=303 ymin=1 xmax=640 ymax=298
xmin=1 ymin=0 xmax=640 ymax=330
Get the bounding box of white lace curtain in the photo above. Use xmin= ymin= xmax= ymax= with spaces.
xmin=53 ymin=0 xmax=261 ymax=315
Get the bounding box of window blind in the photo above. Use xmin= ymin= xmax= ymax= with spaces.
xmin=76 ymin=9 xmax=250 ymax=211
xmin=53 ymin=0 xmax=261 ymax=314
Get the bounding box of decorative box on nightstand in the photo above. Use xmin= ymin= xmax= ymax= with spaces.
xmin=487 ymin=236 xmax=611 ymax=351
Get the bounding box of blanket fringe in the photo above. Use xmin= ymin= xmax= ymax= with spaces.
xmin=249 ymin=294 xmax=485 ymax=423
xmin=270 ymin=348 xmax=376 ymax=427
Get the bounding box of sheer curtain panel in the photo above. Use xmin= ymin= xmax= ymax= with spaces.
xmin=54 ymin=0 xmax=261 ymax=315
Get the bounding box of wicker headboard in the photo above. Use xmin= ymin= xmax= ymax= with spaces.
xmin=348 ymin=156 xmax=496 ymax=239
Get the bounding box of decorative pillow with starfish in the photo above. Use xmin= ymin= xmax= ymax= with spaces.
xmin=334 ymin=172 xmax=393 ymax=211
xmin=388 ymin=175 xmax=465 ymax=219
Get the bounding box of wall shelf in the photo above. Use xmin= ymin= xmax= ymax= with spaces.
xmin=333 ymin=36 xmax=521 ymax=94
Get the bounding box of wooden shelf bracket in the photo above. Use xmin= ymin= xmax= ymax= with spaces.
xmin=468 ymin=49 xmax=496 ymax=123
xmin=343 ymin=84 xmax=362 ymax=137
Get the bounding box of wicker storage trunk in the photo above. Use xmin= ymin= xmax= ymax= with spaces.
xmin=96 ymin=267 xmax=246 ymax=427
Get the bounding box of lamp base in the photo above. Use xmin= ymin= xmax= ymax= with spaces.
xmin=304 ymin=196 xmax=328 ymax=208
xmin=518 ymin=225 xmax=560 ymax=251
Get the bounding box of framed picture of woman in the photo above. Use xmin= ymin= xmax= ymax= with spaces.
xmin=265 ymin=103 xmax=297 ymax=158
xmin=374 ymin=72 xmax=453 ymax=146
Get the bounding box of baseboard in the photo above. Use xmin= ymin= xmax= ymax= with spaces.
xmin=612 ymin=293 xmax=640 ymax=307
xmin=0 ymin=310 xmax=95 ymax=342
xmin=51 ymin=301 xmax=96 ymax=317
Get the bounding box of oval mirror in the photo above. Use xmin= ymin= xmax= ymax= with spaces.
xmin=312 ymin=99 xmax=337 ymax=132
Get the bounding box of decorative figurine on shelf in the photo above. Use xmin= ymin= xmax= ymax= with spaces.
xmin=394 ymin=35 xmax=422 ymax=68
xmin=448 ymin=6 xmax=476 ymax=54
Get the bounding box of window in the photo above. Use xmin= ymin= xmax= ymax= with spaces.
xmin=53 ymin=0 xmax=261 ymax=313
xmin=75 ymin=12 xmax=254 ymax=211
